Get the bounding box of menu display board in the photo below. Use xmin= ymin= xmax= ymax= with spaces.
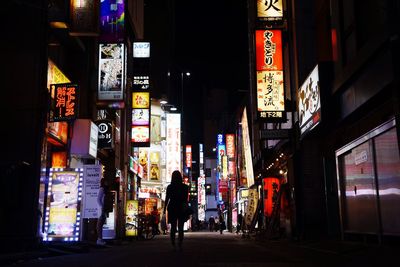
xmin=44 ymin=169 xmax=83 ymax=241
xmin=125 ymin=200 xmax=139 ymax=236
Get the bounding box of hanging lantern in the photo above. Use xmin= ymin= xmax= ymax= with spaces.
xmin=263 ymin=177 xmax=280 ymax=217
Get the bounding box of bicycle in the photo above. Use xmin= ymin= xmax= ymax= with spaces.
xmin=137 ymin=214 xmax=155 ymax=240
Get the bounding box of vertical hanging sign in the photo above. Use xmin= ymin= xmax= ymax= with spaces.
xmin=255 ymin=29 xmax=285 ymax=121
xmin=257 ymin=0 xmax=284 ymax=21
xmin=99 ymin=0 xmax=125 ymax=43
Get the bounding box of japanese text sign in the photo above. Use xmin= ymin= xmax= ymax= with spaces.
xmin=49 ymin=83 xmax=78 ymax=122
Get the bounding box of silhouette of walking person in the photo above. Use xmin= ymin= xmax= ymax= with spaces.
xmin=164 ymin=170 xmax=189 ymax=251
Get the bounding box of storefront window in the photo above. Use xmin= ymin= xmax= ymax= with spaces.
xmin=336 ymin=120 xmax=400 ymax=236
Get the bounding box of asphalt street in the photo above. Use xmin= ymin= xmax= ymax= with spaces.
xmin=2 ymin=231 xmax=399 ymax=267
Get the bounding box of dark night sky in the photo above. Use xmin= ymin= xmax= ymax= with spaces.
xmin=144 ymin=0 xmax=249 ymax=144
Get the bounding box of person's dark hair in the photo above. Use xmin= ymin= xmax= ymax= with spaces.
xmin=171 ymin=170 xmax=182 ymax=185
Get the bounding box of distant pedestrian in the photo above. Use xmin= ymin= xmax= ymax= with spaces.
xmin=150 ymin=206 xmax=160 ymax=235
xmin=161 ymin=212 xmax=167 ymax=235
xmin=208 ymin=216 xmax=215 ymax=232
xmin=219 ymin=213 xmax=226 ymax=234
xmin=236 ymin=210 xmax=243 ymax=234
xmin=164 ymin=170 xmax=189 ymax=251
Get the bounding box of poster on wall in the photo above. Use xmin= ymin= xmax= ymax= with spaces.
xmin=151 ymin=115 xmax=161 ymax=143
xmin=98 ymin=43 xmax=125 ymax=100
xmin=297 ymin=65 xmax=321 ymax=136
xmin=125 ymin=200 xmax=139 ymax=236
xmin=149 ymin=151 xmax=160 ymax=181
xmin=138 ymin=148 xmax=149 ymax=180
xmin=44 ymin=169 xmax=83 ymax=241
xmin=82 ymin=165 xmax=102 ymax=219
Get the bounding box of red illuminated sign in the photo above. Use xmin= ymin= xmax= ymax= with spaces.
xmin=255 ymin=30 xmax=283 ymax=71
xmin=255 ymin=29 xmax=285 ymax=120
xmin=50 ymin=83 xmax=78 ymax=122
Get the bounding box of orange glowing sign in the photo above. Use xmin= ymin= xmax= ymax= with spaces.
xmin=47 ymin=59 xmax=70 ymax=91
xmin=52 ymin=151 xmax=67 ymax=168
xmin=226 ymin=134 xmax=236 ymax=179
xmin=49 ymin=83 xmax=78 ymax=122
xmin=132 ymin=92 xmax=150 ymax=109
xmin=185 ymin=145 xmax=192 ymax=168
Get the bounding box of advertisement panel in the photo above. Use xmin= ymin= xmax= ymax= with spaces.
xmin=149 ymin=151 xmax=161 ymax=181
xmin=44 ymin=169 xmax=83 ymax=241
xmin=185 ymin=145 xmax=192 ymax=168
xmin=255 ymin=29 xmax=285 ymax=120
xmin=225 ymin=134 xmax=236 ymax=179
xmin=255 ymin=29 xmax=283 ymax=71
xmin=99 ymin=0 xmax=125 ymax=43
xmin=125 ymin=200 xmax=139 ymax=236
xmin=52 ymin=152 xmax=67 ymax=168
xmin=96 ymin=120 xmax=113 ymax=149
xmin=133 ymin=42 xmax=150 ymax=58
xmin=98 ymin=43 xmax=125 ymax=100
xmin=132 ymin=92 xmax=150 ymax=108
xmin=166 ymin=113 xmax=181 ymax=182
xmin=132 ymin=75 xmax=150 ymax=91
xmin=298 ymin=65 xmax=321 ymax=136
xmin=257 ymin=70 xmax=285 ymax=114
xmin=82 ymin=165 xmax=102 ymax=219
xmin=132 ymin=109 xmax=150 ymax=125
xmin=244 ymin=187 xmax=259 ymax=229
xmin=257 ymin=0 xmax=284 ymax=21
xmin=49 ymin=83 xmax=79 ymax=122
xmin=241 ymin=108 xmax=254 ymax=187
xmin=131 ymin=92 xmax=150 ymax=146
xmin=132 ymin=126 xmax=150 ymax=143
xmin=138 ymin=148 xmax=149 ymax=180
xmin=150 ymin=115 xmax=161 ymax=143
xmin=198 ymin=176 xmax=206 ymax=221
xmin=47 ymin=59 xmax=70 ymax=90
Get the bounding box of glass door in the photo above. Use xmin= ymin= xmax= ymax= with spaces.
xmin=374 ymin=128 xmax=400 ymax=235
xmin=339 ymin=140 xmax=379 ymax=234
